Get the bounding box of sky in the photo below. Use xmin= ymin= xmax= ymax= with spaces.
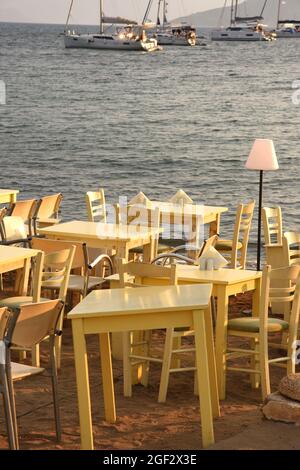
xmin=0 ymin=0 xmax=226 ymax=24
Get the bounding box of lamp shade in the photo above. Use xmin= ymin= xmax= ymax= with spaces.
xmin=245 ymin=139 xmax=279 ymax=171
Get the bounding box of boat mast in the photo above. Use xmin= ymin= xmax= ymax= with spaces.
xmin=65 ymin=0 xmax=74 ymax=32
xmin=100 ymin=0 xmax=104 ymax=33
xmin=234 ymin=0 xmax=239 ymax=25
xmin=163 ymin=0 xmax=167 ymax=28
xmin=157 ymin=0 xmax=162 ymax=27
xmin=277 ymin=0 xmax=281 ymax=29
xmin=230 ymin=0 xmax=235 ymax=26
xmin=143 ymin=0 xmax=154 ymax=25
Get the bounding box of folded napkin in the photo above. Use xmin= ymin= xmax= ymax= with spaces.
xmin=198 ymin=246 xmax=228 ymax=270
xmin=169 ymin=189 xmax=193 ymax=205
xmin=129 ymin=192 xmax=150 ymax=206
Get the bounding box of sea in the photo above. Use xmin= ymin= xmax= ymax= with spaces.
xmin=0 ymin=22 xmax=299 ymax=254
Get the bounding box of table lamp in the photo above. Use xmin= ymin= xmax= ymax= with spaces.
xmin=245 ymin=139 xmax=279 ymax=271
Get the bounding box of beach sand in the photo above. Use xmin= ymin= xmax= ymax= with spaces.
xmin=0 ymin=289 xmax=300 ymax=451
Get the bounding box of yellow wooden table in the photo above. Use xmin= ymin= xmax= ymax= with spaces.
xmin=67 ymin=284 xmax=219 ymax=450
xmin=126 ymin=201 xmax=228 ymax=237
xmin=108 ymin=266 xmax=262 ymax=400
xmin=0 ymin=245 xmax=39 ymax=295
xmin=38 ymin=221 xmax=161 ymax=262
xmin=0 ymin=189 xmax=19 ymax=206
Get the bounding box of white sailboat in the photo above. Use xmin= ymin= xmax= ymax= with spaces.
xmin=64 ymin=0 xmax=160 ymax=52
xmin=276 ymin=0 xmax=300 ymax=38
xmin=146 ymin=0 xmax=197 ymax=46
xmin=211 ymin=0 xmax=276 ymax=42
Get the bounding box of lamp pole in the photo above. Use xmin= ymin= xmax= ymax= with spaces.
xmin=257 ymin=170 xmax=264 ymax=271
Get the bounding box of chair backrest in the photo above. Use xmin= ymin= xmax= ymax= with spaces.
xmin=0 ymin=307 xmax=9 ymax=340
xmin=32 ymin=246 xmax=76 ymax=302
xmin=231 ymin=200 xmax=255 ymax=269
xmin=283 ymin=232 xmax=300 ymax=266
xmin=5 ymin=300 xmax=64 ymax=349
xmin=0 ymin=208 xmax=7 ymax=241
xmin=1 ymin=216 xmax=28 ymax=243
xmin=262 ymin=206 xmax=282 ymax=245
xmin=118 ymin=259 xmax=177 ymax=287
xmin=260 ymin=265 xmax=300 ymax=340
xmin=86 ymin=190 xmax=106 ymax=223
xmin=9 ymin=199 xmax=38 ymax=237
xmin=35 ymin=193 xmax=63 ymax=220
xmin=31 ymin=238 xmax=86 ymax=272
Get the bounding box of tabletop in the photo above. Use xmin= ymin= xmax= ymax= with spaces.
xmin=0 ymin=245 xmax=39 ymax=264
xmin=0 ymin=189 xmax=19 ymax=196
xmin=68 ymin=284 xmax=213 ymax=319
xmin=39 ymin=221 xmax=161 ymax=242
xmin=150 ymin=201 xmax=228 ymax=215
xmin=106 ymin=266 xmax=262 ymax=286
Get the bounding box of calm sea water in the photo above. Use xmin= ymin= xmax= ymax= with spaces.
xmin=0 ymin=22 xmax=299 ymax=247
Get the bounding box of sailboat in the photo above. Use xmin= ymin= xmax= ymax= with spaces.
xmin=211 ymin=0 xmax=276 ymax=42
xmin=276 ymin=0 xmax=300 ymax=38
xmin=64 ymin=0 xmax=160 ymax=52
xmin=146 ymin=0 xmax=197 ymax=46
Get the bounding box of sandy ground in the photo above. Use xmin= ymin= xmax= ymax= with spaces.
xmin=1 ymin=287 xmax=300 ymax=451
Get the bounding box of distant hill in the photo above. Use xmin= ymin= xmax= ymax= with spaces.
xmin=173 ymin=0 xmax=300 ymax=28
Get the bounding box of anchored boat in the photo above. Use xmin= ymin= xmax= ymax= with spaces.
xmin=211 ymin=0 xmax=276 ymax=42
xmin=276 ymin=0 xmax=300 ymax=38
xmin=64 ymin=0 xmax=160 ymax=52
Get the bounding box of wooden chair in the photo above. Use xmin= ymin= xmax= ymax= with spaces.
xmin=9 ymin=199 xmax=38 ymax=237
xmin=0 ymin=246 xmax=75 ymax=368
xmin=0 ymin=216 xmax=31 ymax=246
xmin=215 ymin=200 xmax=255 ymax=269
xmin=33 ymin=193 xmax=63 ymax=234
xmin=0 ymin=300 xmax=64 ymax=449
xmin=31 ymin=238 xmax=113 ymax=300
xmin=262 ymin=206 xmax=282 ymax=246
xmin=283 ymin=232 xmax=300 ymax=266
xmin=86 ymin=190 xmax=106 ymax=223
xmin=226 ymin=265 xmax=300 ymax=400
xmin=119 ymin=260 xmax=200 ymax=403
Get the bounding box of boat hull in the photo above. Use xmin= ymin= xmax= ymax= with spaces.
xmin=276 ymin=30 xmax=300 ymax=38
xmin=156 ymin=34 xmax=195 ymax=46
xmin=211 ymin=29 xmax=271 ymax=42
xmin=64 ymin=34 xmax=158 ymax=51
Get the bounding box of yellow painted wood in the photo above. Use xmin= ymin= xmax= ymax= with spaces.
xmin=99 ymin=333 xmax=116 ymax=423
xmin=193 ymin=309 xmax=215 ymax=448
xmin=38 ymin=221 xmax=161 ymax=263
xmin=0 ymin=189 xmax=19 ymax=205
xmin=67 ymin=284 xmax=216 ymax=450
xmin=72 ymin=318 xmax=94 ymax=450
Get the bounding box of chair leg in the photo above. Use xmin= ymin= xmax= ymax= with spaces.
xmin=158 ymin=328 xmax=174 ymax=403
xmin=0 ymin=365 xmax=16 ymax=450
xmin=250 ymin=338 xmax=260 ymax=389
xmin=6 ymin=358 xmax=19 ymax=450
xmin=49 ymin=336 xmax=62 ymax=442
xmin=31 ymin=344 xmax=40 ymax=368
xmin=194 ymin=371 xmax=199 ymax=396
xmin=210 ymin=297 xmax=217 ymax=328
xmin=259 ymin=335 xmax=271 ymax=400
xmin=123 ymin=332 xmax=132 ymax=397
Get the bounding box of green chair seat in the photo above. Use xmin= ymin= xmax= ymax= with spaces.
xmin=228 ymin=317 xmax=289 ymax=333
xmin=0 ymin=296 xmax=50 ymax=311
xmin=215 ymin=239 xmax=243 ymax=251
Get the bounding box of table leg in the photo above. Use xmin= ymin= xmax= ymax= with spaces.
xmin=72 ymin=319 xmax=93 ymax=450
xmin=215 ymin=286 xmax=229 ymax=400
xmin=18 ymin=258 xmax=31 ymax=296
xmin=193 ymin=310 xmax=215 ymax=449
xmin=204 ymin=307 xmax=220 ymax=418
xmin=99 ymin=333 xmax=116 ymax=423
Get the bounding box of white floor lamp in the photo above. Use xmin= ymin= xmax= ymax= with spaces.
xmin=245 ymin=139 xmax=279 ymax=271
